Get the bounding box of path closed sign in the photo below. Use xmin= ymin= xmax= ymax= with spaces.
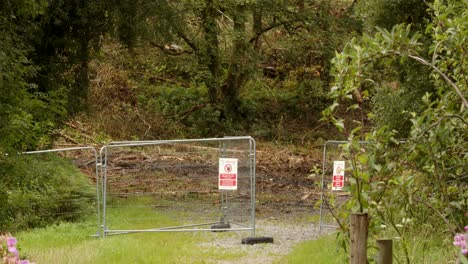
xmin=219 ymin=158 xmax=238 ymax=190
xmin=332 ymin=161 xmax=345 ymax=191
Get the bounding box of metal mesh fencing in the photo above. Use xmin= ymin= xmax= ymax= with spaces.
xmin=100 ymin=137 xmax=256 ymax=236
xmin=318 ymin=141 xmax=354 ymax=233
xmin=318 ymin=140 xmax=405 ymax=233
xmin=18 ymin=147 xmax=100 ymax=234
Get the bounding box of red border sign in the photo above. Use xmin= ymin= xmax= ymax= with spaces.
xmin=332 ymin=161 xmax=345 ymax=191
xmin=219 ymin=158 xmax=238 ymax=190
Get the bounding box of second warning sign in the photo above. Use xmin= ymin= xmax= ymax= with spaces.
xmin=332 ymin=160 xmax=345 ymax=191
xmin=219 ymin=158 xmax=238 ymax=190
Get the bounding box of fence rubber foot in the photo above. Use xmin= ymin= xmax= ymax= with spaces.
xmin=211 ymin=223 xmax=231 ymax=232
xmin=241 ymin=236 xmax=274 ymax=245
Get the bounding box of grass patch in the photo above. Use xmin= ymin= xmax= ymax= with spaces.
xmin=372 ymin=228 xmax=457 ymax=263
xmin=280 ymin=234 xmax=346 ymax=264
xmin=281 ymin=230 xmax=456 ymax=264
xmin=16 ymin=203 xmax=245 ymax=263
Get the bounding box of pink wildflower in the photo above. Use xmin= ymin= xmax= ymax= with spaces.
xmin=6 ymin=237 xmax=17 ymax=247
xmin=7 ymin=246 xmax=18 ymax=256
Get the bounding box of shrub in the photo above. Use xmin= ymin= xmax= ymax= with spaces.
xmin=0 ymin=154 xmax=95 ymax=231
xmin=138 ymin=84 xmax=224 ymax=138
xmin=239 ymin=79 xmax=329 ymax=141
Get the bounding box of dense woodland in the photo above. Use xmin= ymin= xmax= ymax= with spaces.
xmin=0 ymin=0 xmax=466 ymax=262
xmin=1 ymin=0 xmax=435 ymax=148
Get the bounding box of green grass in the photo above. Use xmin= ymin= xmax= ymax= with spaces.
xmin=281 ymin=231 xmax=456 ymax=264
xmin=18 ymin=225 xmax=240 ymax=263
xmin=14 ymin=199 xmax=457 ymax=263
xmin=279 ymin=234 xmax=346 ymax=264
xmin=16 ymin=203 xmax=244 ymax=263
xmin=382 ymin=230 xmax=457 ymax=264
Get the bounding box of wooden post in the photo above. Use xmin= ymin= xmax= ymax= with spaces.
xmin=350 ymin=213 xmax=369 ymax=264
xmin=377 ymin=239 xmax=393 ymax=264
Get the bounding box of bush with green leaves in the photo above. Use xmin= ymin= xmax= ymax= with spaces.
xmin=0 ymin=2 xmax=69 ymax=153
xmin=138 ymin=84 xmax=224 ymax=138
xmin=354 ymin=0 xmax=432 ymax=32
xmin=0 ymin=154 xmax=95 ymax=231
xmin=324 ymin=0 xmax=467 ymax=262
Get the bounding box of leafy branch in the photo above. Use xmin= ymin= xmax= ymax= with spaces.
xmin=403 ymin=54 xmax=467 ymax=109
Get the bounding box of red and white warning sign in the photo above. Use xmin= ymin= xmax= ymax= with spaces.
xmin=219 ymin=158 xmax=238 ymax=190
xmin=332 ymin=161 xmax=345 ymax=191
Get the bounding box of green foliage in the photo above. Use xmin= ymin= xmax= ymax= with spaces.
xmin=269 ymin=0 xmax=359 ymax=80
xmin=324 ymin=0 xmax=467 ymax=262
xmin=281 ymin=234 xmax=347 ymax=263
xmin=370 ymin=60 xmax=434 ymax=137
xmin=1 ymin=0 xmax=116 ymax=143
xmin=131 ymin=77 xmax=330 ymax=141
xmin=29 ymin=0 xmax=111 ymax=114
xmin=0 ymin=3 xmax=67 ymax=152
xmin=88 ymin=35 xmax=337 ymax=142
xmin=0 ymin=154 xmax=95 ymax=231
xmin=107 ymin=0 xmax=358 ymax=120
xmin=2 ymin=0 xmax=362 ymax=147
xmin=239 ymin=78 xmax=327 ymax=140
xmin=283 ymin=231 xmax=454 ymax=263
xmin=0 ymin=0 xmax=116 ymax=150
xmin=0 ymin=28 xmax=37 ymax=151
xmin=354 ymin=0 xmax=432 ymax=32
xmin=138 ymin=84 xmax=224 ymax=137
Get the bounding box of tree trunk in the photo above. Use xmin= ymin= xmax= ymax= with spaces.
xmin=221 ymin=4 xmax=247 ymax=117
xmin=201 ymin=0 xmax=220 ymax=104
xmin=350 ymin=213 xmax=369 ymax=264
xmin=69 ymin=39 xmax=90 ymax=114
xmin=252 ymin=4 xmax=262 ymax=51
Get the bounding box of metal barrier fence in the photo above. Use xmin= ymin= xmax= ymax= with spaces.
xmin=22 ymin=147 xmax=100 ymax=235
xmin=318 ymin=140 xmax=405 ymax=234
xmin=318 ymin=141 xmax=366 ymax=234
xmin=99 ymin=136 xmax=256 ymax=237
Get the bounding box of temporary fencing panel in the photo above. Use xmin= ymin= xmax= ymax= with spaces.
xmin=318 ymin=141 xmax=358 ymax=234
xmin=99 ymin=136 xmax=256 ymax=237
xmin=318 ymin=140 xmax=405 ymax=234
xmin=20 ymin=147 xmax=100 ymax=235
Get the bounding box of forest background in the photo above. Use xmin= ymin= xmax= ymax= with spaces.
xmin=0 ymin=0 xmax=466 ymax=262
xmin=0 ymin=0 xmax=439 ymax=148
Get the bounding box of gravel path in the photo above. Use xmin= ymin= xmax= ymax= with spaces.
xmin=199 ymin=217 xmax=327 ymax=264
